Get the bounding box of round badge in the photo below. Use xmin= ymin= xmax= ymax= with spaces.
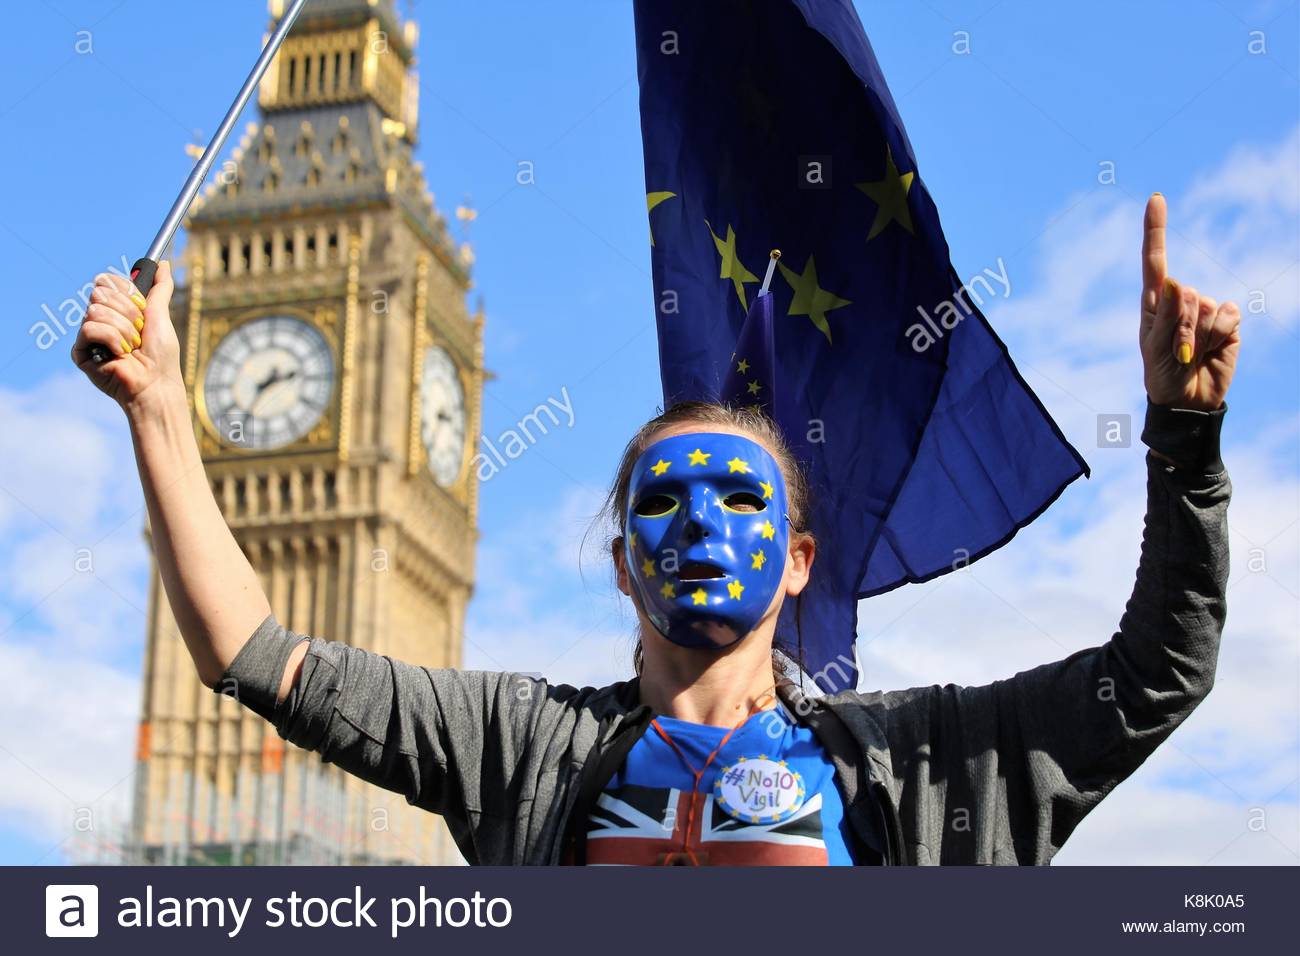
xmin=712 ymin=755 xmax=806 ymax=824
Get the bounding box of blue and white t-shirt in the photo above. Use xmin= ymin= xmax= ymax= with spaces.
xmin=585 ymin=702 xmax=855 ymax=865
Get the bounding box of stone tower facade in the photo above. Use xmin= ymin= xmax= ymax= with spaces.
xmin=130 ymin=0 xmax=482 ymax=865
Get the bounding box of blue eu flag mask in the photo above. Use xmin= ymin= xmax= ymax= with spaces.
xmin=635 ymin=0 xmax=1088 ymax=690
xmin=625 ymin=432 xmax=790 ymax=650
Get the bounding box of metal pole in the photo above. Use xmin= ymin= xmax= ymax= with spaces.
xmin=145 ymin=0 xmax=310 ymax=261
xmin=88 ymin=0 xmax=311 ymax=366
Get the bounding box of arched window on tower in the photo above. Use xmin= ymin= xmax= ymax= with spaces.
xmin=343 ymin=148 xmax=361 ymax=184
xmin=258 ymin=126 xmax=275 ymax=163
xmin=295 ymin=122 xmax=313 ymax=159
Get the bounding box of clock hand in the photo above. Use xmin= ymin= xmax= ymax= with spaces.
xmin=253 ymin=368 xmax=280 ymax=395
xmin=250 ymin=367 xmax=299 ymax=415
xmin=254 ymin=365 xmax=298 ymax=397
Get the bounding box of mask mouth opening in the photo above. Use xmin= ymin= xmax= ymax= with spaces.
xmin=678 ymin=560 xmax=726 ymax=581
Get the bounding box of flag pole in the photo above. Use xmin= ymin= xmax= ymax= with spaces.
xmin=88 ymin=0 xmax=311 ymax=364
xmin=759 ymin=249 xmax=781 ymax=296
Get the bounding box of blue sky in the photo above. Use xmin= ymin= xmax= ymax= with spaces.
xmin=0 ymin=0 xmax=1296 ymax=865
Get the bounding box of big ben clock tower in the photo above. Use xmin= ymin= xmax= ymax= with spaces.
xmin=129 ymin=0 xmax=483 ymax=865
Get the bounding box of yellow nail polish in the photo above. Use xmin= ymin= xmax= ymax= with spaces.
xmin=1177 ymin=342 xmax=1192 ymax=365
xmin=1163 ymin=277 xmax=1179 ymax=298
xmin=130 ymin=293 xmax=147 ymax=310
xmin=122 ymin=340 xmax=131 ymax=355
xmin=133 ymin=332 xmax=142 ymax=347
xmin=135 ymin=317 xmax=145 ymax=331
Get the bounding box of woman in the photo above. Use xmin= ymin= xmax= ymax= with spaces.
xmin=72 ymin=195 xmax=1239 ymax=865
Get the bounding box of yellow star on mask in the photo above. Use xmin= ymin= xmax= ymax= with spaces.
xmin=760 ymin=519 xmax=776 ymax=540
xmin=688 ymin=448 xmax=712 ymax=466
xmin=746 ymin=379 xmax=762 ymax=396
xmin=855 ymin=145 xmax=915 ymax=241
xmin=759 ymin=480 xmax=774 ymax=500
xmin=641 ymin=557 xmax=656 ymax=578
xmin=751 ymin=549 xmax=766 ymax=570
xmin=650 ymin=458 xmax=671 ymax=476
xmin=736 ymin=358 xmax=750 ymax=374
xmin=707 ymin=221 xmax=759 ymax=310
xmin=691 ymin=588 xmax=708 ymax=606
xmin=778 ymin=254 xmax=852 ymax=345
xmin=727 ymin=579 xmax=745 ymax=600
xmin=727 ymin=457 xmax=751 ymax=474
xmin=659 ymin=581 xmax=675 ymax=599
xmin=646 ymin=190 xmax=676 ymax=246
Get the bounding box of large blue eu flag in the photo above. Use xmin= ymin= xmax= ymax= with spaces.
xmin=634 ymin=0 xmax=1088 ymax=691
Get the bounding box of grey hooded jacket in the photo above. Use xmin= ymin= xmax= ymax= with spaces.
xmin=220 ymin=405 xmax=1231 ymax=865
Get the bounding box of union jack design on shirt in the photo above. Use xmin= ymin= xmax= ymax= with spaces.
xmin=586 ymin=783 xmax=831 ymax=865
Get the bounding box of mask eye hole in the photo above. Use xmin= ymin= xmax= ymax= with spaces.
xmin=633 ymin=494 xmax=678 ymax=517
xmin=722 ymin=492 xmax=766 ymax=513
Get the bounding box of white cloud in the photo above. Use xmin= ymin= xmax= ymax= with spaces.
xmin=0 ymin=634 xmax=138 ymax=864
xmin=467 ymin=483 xmax=635 ymax=687
xmin=0 ymin=374 xmax=145 ymax=861
xmin=0 ymin=375 xmax=129 ymax=538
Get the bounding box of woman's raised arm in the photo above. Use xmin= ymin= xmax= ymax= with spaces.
xmin=70 ymin=263 xmax=285 ymax=689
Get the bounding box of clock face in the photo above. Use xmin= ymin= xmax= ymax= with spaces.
xmin=202 ymin=315 xmax=335 ymax=450
xmin=420 ymin=345 xmax=466 ymax=487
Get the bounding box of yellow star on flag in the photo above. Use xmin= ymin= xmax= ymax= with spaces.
xmin=691 ymin=588 xmax=708 ymax=606
xmin=688 ymin=448 xmax=712 ymax=466
xmin=650 ymin=458 xmax=671 ymax=476
xmin=727 ymin=579 xmax=745 ymax=601
xmin=659 ymin=581 xmax=675 ymax=599
xmin=759 ymin=480 xmax=774 ymax=500
xmin=736 ymin=358 xmax=750 ymax=374
xmin=746 ymin=380 xmax=762 ymax=396
xmin=727 ymin=457 xmax=751 ymax=474
xmin=646 ymin=191 xmax=676 ymax=246
xmin=641 ymin=557 xmax=656 ymax=578
xmin=855 ymin=146 xmax=915 ymax=241
xmin=760 ymin=519 xmax=776 ymax=540
xmin=778 ymin=254 xmax=852 ymax=345
xmin=707 ymin=221 xmax=759 ymax=309
xmin=751 ymin=549 xmax=766 ymax=570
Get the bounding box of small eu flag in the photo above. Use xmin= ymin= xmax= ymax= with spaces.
xmin=634 ymin=0 xmax=1088 ymax=691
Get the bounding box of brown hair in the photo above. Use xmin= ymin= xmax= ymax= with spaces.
xmin=597 ymin=401 xmax=814 ymax=683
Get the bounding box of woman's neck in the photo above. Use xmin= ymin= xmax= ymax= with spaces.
xmin=637 ymin=632 xmax=779 ymax=727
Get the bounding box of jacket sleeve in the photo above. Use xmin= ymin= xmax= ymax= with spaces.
xmin=873 ymin=404 xmax=1230 ymax=864
xmin=216 ymin=616 xmax=550 ymax=861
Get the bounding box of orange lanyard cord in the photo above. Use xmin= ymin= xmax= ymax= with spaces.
xmin=649 ymin=690 xmax=778 ymax=862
